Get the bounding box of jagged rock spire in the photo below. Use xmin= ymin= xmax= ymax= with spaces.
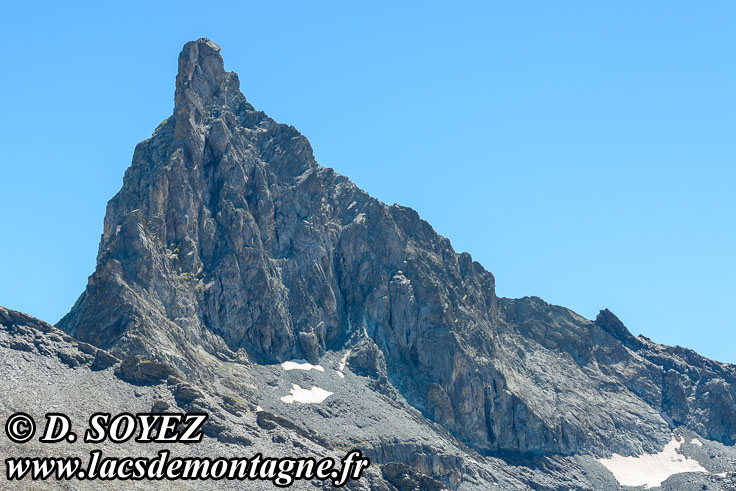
xmin=595 ymin=308 xmax=643 ymax=349
xmin=174 ymin=38 xmax=239 ymax=139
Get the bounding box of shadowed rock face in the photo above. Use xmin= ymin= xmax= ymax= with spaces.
xmin=57 ymin=38 xmax=736 ymax=458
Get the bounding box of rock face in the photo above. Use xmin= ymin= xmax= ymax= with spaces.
xmin=57 ymin=38 xmax=736 ymax=465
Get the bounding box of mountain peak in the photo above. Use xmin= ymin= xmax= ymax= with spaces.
xmin=176 ymin=38 xmax=225 ymax=93
xmin=57 ymin=39 xmax=736 ymax=471
xmin=174 ymin=38 xmax=238 ymax=138
xmin=195 ymin=37 xmax=221 ymax=52
xmin=594 ymin=307 xmax=643 ymax=349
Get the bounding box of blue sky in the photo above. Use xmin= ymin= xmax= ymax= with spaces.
xmin=1 ymin=2 xmax=734 ymax=362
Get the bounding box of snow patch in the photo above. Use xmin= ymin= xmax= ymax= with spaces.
xmin=335 ymin=349 xmax=351 ymax=379
xmin=280 ymin=384 xmax=333 ymax=404
xmin=256 ymin=405 xmax=263 ymax=412
xmin=690 ymin=438 xmax=703 ymax=447
xmin=281 ymin=360 xmax=324 ymax=372
xmin=598 ymin=436 xmax=709 ymax=488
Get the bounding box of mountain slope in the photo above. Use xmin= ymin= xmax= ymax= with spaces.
xmin=1 ymin=306 xmax=406 ymax=489
xmin=54 ymin=38 xmax=736 ymax=482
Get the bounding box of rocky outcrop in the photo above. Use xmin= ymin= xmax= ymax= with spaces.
xmin=347 ymin=336 xmax=387 ymax=380
xmin=0 ymin=305 xmax=116 ymax=372
xmin=56 ymin=38 xmax=736 ymax=462
xmin=115 ymin=355 xmax=177 ymax=385
xmin=381 ymin=462 xmax=447 ymax=491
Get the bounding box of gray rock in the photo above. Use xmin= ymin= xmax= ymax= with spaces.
xmin=347 ymin=336 xmax=387 ymax=380
xmin=115 ymin=356 xmax=177 ymax=385
xmin=9 ymin=339 xmax=34 ymax=352
xmin=0 ymin=37 xmax=721 ymax=488
xmin=56 ymin=349 xmax=89 ymax=368
xmin=151 ymin=400 xmax=170 ymax=413
xmin=172 ymin=382 xmax=204 ymax=405
xmin=381 ymin=462 xmax=447 ymax=491
xmin=91 ymin=349 xmax=120 ymax=370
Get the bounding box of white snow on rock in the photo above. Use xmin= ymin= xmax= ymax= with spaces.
xmin=691 ymin=438 xmax=703 ymax=447
xmin=335 ymin=350 xmax=351 ymax=379
xmin=598 ymin=436 xmax=709 ymax=488
xmin=281 ymin=360 xmax=324 ymax=372
xmin=280 ymin=384 xmax=333 ymax=404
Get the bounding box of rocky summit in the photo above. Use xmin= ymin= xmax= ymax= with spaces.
xmin=1 ymin=39 xmax=735 ymax=489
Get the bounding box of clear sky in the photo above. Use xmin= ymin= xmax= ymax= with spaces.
xmin=1 ymin=2 xmax=734 ymax=362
